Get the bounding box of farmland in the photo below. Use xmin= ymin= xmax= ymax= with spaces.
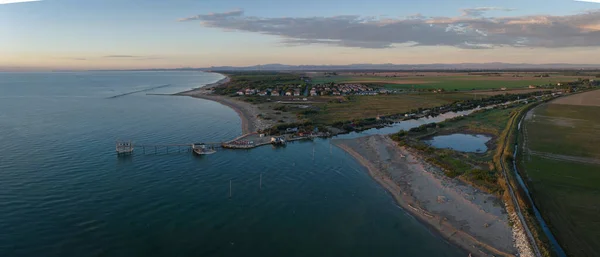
xmin=520 ymin=90 xmax=600 ymax=257
xmin=524 ymin=100 xmax=600 ymax=159
xmin=298 ymin=93 xmax=473 ymax=124
xmin=466 ymin=88 xmax=552 ymax=96
xmin=213 ymin=71 xmax=305 ymax=95
xmin=308 ymin=72 xmax=596 ymax=91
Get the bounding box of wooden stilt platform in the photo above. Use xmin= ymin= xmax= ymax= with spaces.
xmin=117 ymin=142 xmax=223 ymax=155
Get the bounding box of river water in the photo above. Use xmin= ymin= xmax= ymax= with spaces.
xmin=0 ymin=71 xmax=466 ymax=257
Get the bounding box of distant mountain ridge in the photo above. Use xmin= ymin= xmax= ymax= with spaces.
xmin=203 ymin=63 xmax=600 ymax=71
xmin=120 ymin=63 xmax=600 ymax=72
xmin=2 ymin=63 xmax=600 ymax=72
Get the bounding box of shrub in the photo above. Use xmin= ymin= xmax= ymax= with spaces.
xmin=273 ymin=105 xmax=288 ymax=111
xmin=300 ymin=110 xmax=318 ymax=115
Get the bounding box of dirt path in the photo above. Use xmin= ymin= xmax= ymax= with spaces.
xmin=529 ymin=151 xmax=600 ymax=165
xmin=501 ymin=110 xmax=542 ymax=257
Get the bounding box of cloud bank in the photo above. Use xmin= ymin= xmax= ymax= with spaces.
xmin=179 ymin=8 xmax=600 ymax=49
xmin=61 ymin=55 xmax=163 ymax=61
xmin=103 ymin=55 xmax=140 ymax=58
xmin=460 ymin=7 xmax=515 ymax=17
xmin=0 ymin=0 xmax=40 ymax=5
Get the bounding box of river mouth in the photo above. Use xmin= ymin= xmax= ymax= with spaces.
xmin=424 ymin=133 xmax=492 ymax=153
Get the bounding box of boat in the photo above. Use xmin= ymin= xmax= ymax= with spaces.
xmin=270 ymin=137 xmax=286 ymax=146
xmin=116 ymin=141 xmax=134 ymax=155
xmin=192 ymin=143 xmax=216 ymax=155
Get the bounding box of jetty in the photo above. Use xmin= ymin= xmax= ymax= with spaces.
xmin=116 ymin=133 xmax=314 ymax=155
xmin=132 ymin=142 xmax=222 ymax=154
xmin=107 ymin=84 xmax=171 ymax=99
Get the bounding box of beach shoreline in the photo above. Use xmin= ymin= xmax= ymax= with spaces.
xmin=175 ymin=73 xmax=273 ymax=134
xmin=334 ymin=135 xmax=523 ymax=257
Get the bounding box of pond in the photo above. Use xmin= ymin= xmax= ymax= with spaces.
xmin=425 ymin=134 xmax=492 ymax=153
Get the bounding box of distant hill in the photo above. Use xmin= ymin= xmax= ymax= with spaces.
xmin=202 ymin=63 xmax=600 ymax=71
xmin=117 ymin=63 xmax=600 ymax=72
xmin=4 ymin=63 xmax=599 ymax=72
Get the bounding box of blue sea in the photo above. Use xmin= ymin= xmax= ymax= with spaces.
xmin=0 ymin=71 xmax=465 ymax=257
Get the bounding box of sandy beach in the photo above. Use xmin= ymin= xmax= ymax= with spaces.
xmin=334 ymin=135 xmax=525 ymax=257
xmin=176 ymin=75 xmax=276 ymax=134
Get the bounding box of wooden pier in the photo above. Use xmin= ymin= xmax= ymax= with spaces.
xmin=131 ymin=142 xmax=223 ymax=154
xmin=116 ymin=132 xmax=316 ymax=155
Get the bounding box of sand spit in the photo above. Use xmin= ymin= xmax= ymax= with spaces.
xmin=334 ymin=135 xmax=519 ymax=257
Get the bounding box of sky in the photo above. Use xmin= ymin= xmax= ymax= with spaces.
xmin=1 ymin=0 xmax=600 ymax=70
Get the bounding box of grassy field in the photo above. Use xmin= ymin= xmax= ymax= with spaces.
xmin=214 ymin=72 xmax=304 ymax=95
xmin=380 ymin=78 xmax=569 ymax=91
xmin=300 ymin=93 xmax=472 ymax=124
xmin=521 ymin=156 xmax=600 ymax=257
xmin=466 ymin=88 xmax=551 ymax=96
xmin=439 ymin=107 xmax=517 ymax=135
xmin=521 ymin=90 xmax=600 ymax=257
xmin=525 ymin=104 xmax=600 ymax=158
xmin=309 ymin=72 xmax=594 ymax=91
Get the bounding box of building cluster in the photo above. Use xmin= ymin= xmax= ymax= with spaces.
xmin=236 ymin=83 xmax=389 ymax=97
xmin=236 ymin=85 xmax=304 ymax=97
xmin=309 ymin=83 xmax=381 ymax=96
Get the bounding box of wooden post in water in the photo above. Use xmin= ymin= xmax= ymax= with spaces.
xmin=260 ymin=173 xmax=262 ymax=189
xmin=229 ymin=180 xmax=232 ymax=198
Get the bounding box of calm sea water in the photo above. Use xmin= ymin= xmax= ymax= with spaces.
xmin=0 ymin=71 xmax=465 ymax=257
xmin=426 ymin=134 xmax=492 ymax=153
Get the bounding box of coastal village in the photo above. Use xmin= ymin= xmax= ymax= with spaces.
xmin=236 ymin=83 xmax=387 ymax=97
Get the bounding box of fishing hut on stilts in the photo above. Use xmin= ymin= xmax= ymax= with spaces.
xmin=116 ymin=140 xmax=134 ymax=155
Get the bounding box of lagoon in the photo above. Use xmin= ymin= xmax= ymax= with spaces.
xmin=425 ymin=134 xmax=492 ymax=153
